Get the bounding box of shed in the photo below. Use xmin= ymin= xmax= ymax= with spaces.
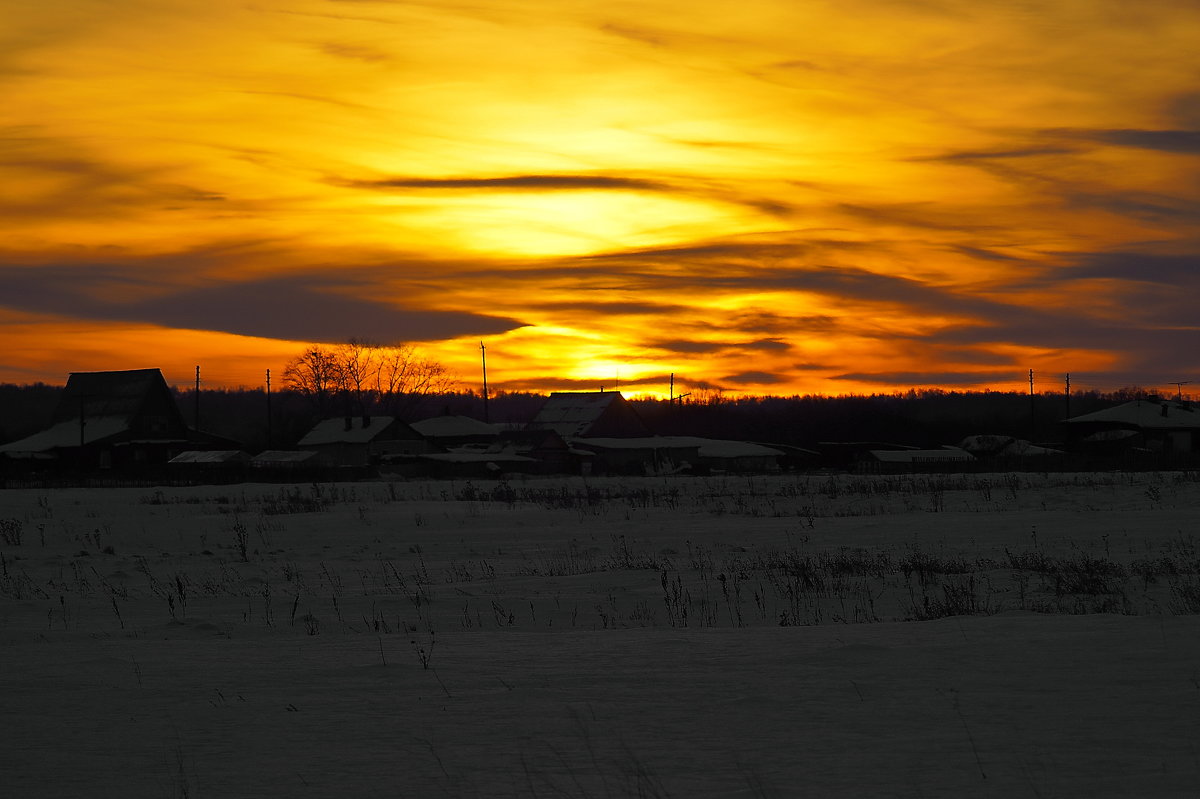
xmin=570 ymin=437 xmax=701 ymax=475
xmin=859 ymin=447 xmax=975 ymax=473
xmin=167 ymin=450 xmax=251 ymax=483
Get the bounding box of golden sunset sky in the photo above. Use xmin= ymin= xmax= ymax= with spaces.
xmin=3 ymin=0 xmax=1199 ymax=398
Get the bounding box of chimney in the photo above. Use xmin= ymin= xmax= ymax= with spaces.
xmin=1161 ymin=404 xmax=1169 ymax=418
xmin=362 ymin=414 xmax=370 ymax=428
xmin=344 ymin=415 xmax=353 ymax=431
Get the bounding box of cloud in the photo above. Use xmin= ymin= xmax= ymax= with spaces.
xmin=1055 ymin=128 xmax=1200 ymax=154
xmin=337 ymin=174 xmax=675 ymax=192
xmin=834 ymin=202 xmax=1001 ymax=233
xmin=829 ymin=370 xmax=1029 ymax=387
xmin=534 ymin=300 xmax=693 ymax=317
xmin=908 ymin=146 xmax=1079 ymax=162
xmin=140 ymin=279 xmax=523 ymax=343
xmin=722 ymin=371 xmax=789 ymax=385
xmin=0 ymin=262 xmax=523 ymax=344
xmin=949 ymin=245 xmax=1027 ymax=263
xmin=317 ymin=41 xmax=393 ymax=63
xmin=234 ymin=90 xmax=371 ymax=110
xmin=1070 ymin=252 xmax=1200 ymax=285
xmin=496 ymin=374 xmax=669 ymax=392
xmin=333 ymin=172 xmax=796 ymax=219
xmin=647 ymin=337 xmax=791 ymax=355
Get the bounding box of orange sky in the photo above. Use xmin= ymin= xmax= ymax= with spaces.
xmin=3 ymin=0 xmax=1199 ymax=398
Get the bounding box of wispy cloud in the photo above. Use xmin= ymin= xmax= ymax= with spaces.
xmin=339 ymin=174 xmax=675 ymax=192
xmin=1053 ymin=128 xmax=1200 ymax=154
xmin=829 ymin=370 xmax=1029 ymax=387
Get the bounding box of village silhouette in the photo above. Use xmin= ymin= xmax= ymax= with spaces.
xmin=1 ymin=366 xmax=1198 ymax=484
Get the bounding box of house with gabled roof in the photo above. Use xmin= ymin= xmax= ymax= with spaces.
xmin=1062 ymin=398 xmax=1200 ymax=455
xmin=527 ymin=391 xmax=650 ymax=439
xmin=296 ymin=415 xmax=426 ymax=468
xmin=0 ymin=368 xmax=214 ymax=470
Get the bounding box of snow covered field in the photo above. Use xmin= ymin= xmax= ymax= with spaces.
xmin=2 ymin=472 xmax=1199 ymax=797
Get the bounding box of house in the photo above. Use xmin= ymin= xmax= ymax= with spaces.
xmin=1062 ymin=398 xmax=1200 ymax=455
xmin=0 ymin=368 xmax=211 ymax=470
xmin=296 ymin=415 xmax=426 ymax=468
xmin=411 ymin=415 xmax=501 ymax=451
xmin=527 ymin=391 xmax=650 ymax=439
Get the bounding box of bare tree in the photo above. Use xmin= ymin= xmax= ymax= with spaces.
xmin=374 ymin=344 xmax=457 ymax=418
xmin=282 ymin=346 xmax=344 ymax=416
xmin=282 ymin=341 xmax=456 ymax=420
xmin=334 ymin=339 xmax=382 ymax=418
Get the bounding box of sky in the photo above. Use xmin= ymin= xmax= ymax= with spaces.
xmin=3 ymin=0 xmax=1199 ymax=398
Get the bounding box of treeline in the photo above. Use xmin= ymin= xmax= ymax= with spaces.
xmin=0 ymin=382 xmax=1137 ymax=452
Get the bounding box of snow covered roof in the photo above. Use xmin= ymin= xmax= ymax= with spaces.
xmin=411 ymin=415 xmax=500 ymax=438
xmin=297 ymin=416 xmax=401 ymax=446
xmin=529 ymin=391 xmax=646 ymax=438
xmin=1064 ymin=399 xmax=1200 ymax=430
xmin=958 ymin=435 xmax=1062 ymax=457
xmin=168 ymin=450 xmax=250 ymax=464
xmin=869 ymin=448 xmax=975 ymax=463
xmin=0 ymin=416 xmax=131 ymax=454
xmin=251 ymin=450 xmax=320 ymax=464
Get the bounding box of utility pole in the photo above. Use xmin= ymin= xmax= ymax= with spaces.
xmin=194 ymin=365 xmax=201 ymax=432
xmin=265 ymin=368 xmax=272 ymax=449
xmin=1065 ymin=373 xmax=1070 ymax=420
xmin=1029 ymin=369 xmax=1036 ymax=442
xmin=669 ymin=373 xmax=674 ymax=404
xmin=480 ymin=341 xmax=490 ymax=423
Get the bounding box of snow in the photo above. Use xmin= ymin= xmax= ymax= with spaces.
xmin=411 ymin=415 xmax=502 ymax=438
xmin=297 ymin=416 xmax=400 ymax=446
xmin=1066 ymin=399 xmax=1200 ymax=430
xmin=2 ymin=472 xmax=1199 ymax=797
xmin=0 ymin=416 xmax=130 ymax=453
xmin=169 ymin=450 xmax=250 ymax=464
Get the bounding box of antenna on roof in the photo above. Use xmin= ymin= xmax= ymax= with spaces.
xmin=1170 ymin=381 xmax=1191 ymax=402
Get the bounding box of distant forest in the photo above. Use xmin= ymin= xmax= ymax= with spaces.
xmin=0 ymin=382 xmax=1155 ymax=453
